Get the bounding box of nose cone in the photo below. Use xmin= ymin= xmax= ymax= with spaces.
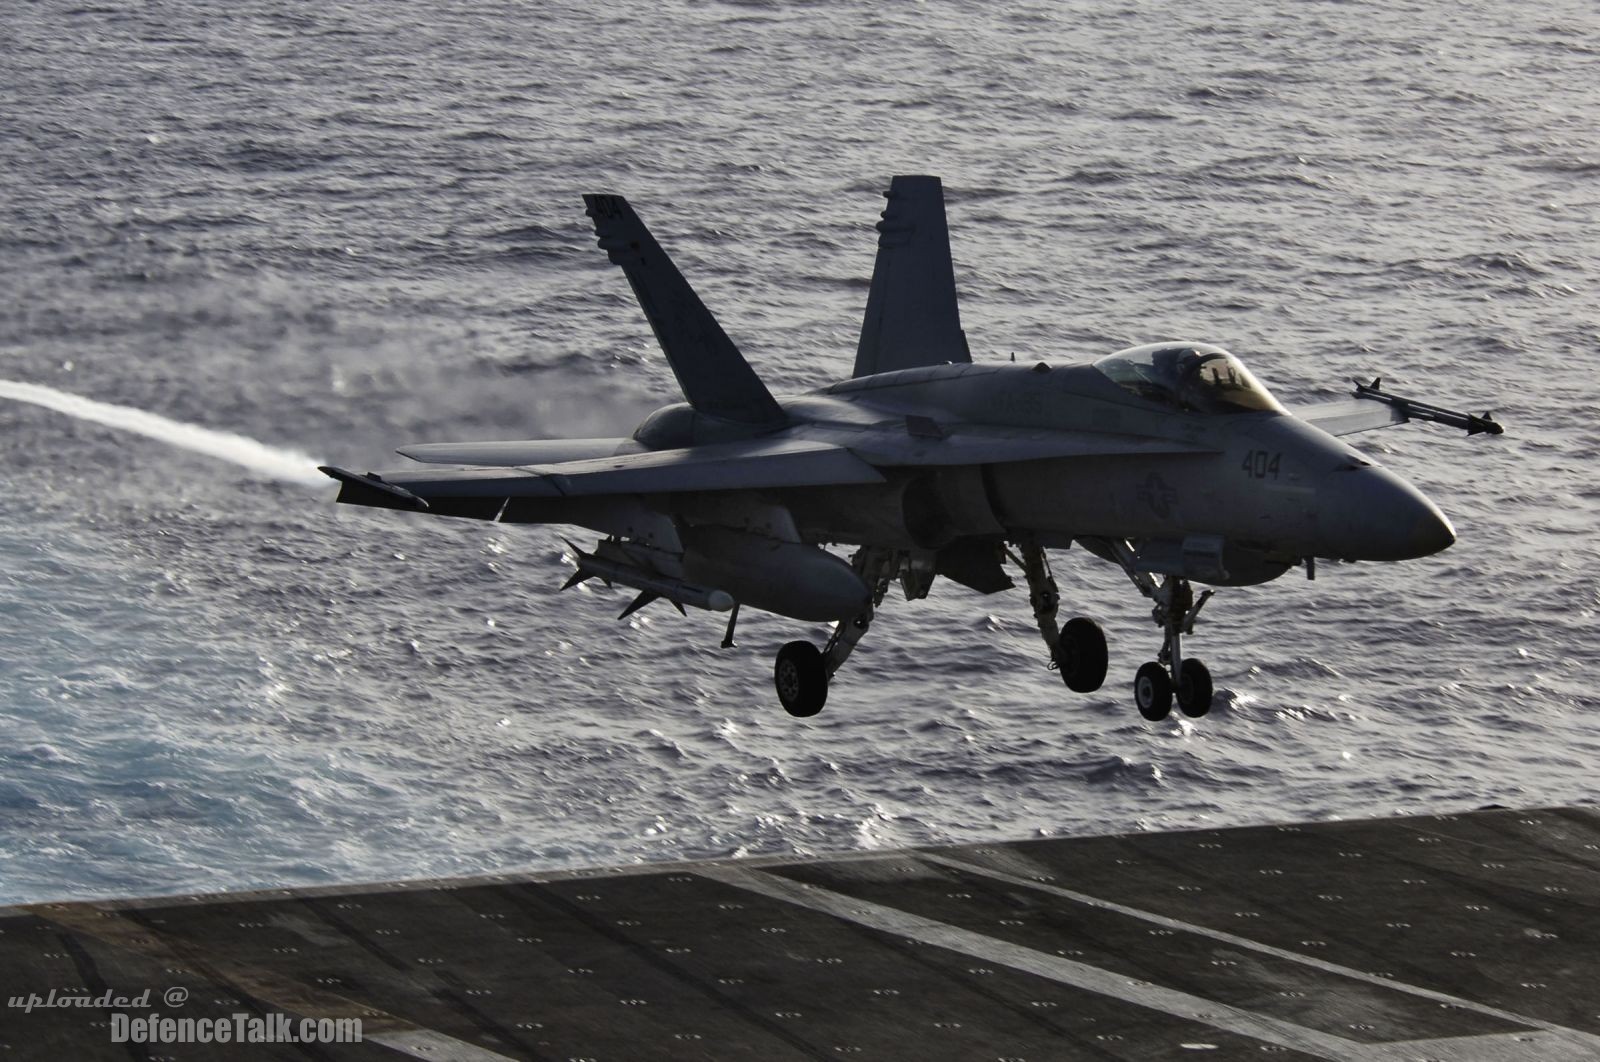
xmin=1317 ymin=465 xmax=1456 ymax=561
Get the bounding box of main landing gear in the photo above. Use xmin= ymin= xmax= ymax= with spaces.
xmin=774 ymin=641 xmax=828 ymax=718
xmin=772 ymin=547 xmax=896 ymax=718
xmin=1012 ymin=539 xmax=1108 ymax=694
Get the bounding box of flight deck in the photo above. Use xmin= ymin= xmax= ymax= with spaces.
xmin=3 ymin=805 xmax=1597 ymax=1060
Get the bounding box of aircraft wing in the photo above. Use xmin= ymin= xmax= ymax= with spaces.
xmin=1296 ymin=379 xmax=1503 ymax=438
xmin=321 ymin=438 xmax=886 ymax=515
xmin=331 ymin=427 xmax=1214 ymax=518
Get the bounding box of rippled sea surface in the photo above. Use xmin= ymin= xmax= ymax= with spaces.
xmin=3 ymin=0 xmax=1597 ymax=904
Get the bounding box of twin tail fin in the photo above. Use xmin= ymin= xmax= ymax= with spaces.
xmin=582 ymin=194 xmax=785 ymax=428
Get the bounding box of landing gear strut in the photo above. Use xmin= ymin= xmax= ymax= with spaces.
xmin=772 ymin=547 xmax=896 ymax=718
xmin=768 ymin=538 xmax=1216 ymax=722
xmin=1105 ymin=540 xmax=1215 ymax=721
xmin=1012 ymin=539 xmax=1107 ymax=694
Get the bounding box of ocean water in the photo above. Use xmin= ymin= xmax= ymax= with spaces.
xmin=2 ymin=0 xmax=1597 ymax=905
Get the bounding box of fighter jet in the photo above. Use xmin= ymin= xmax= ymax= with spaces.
xmin=321 ymin=176 xmax=1501 ymax=721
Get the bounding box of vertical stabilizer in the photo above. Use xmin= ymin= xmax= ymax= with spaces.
xmin=583 ymin=194 xmax=786 ymax=427
xmin=852 ymin=175 xmax=971 ymax=378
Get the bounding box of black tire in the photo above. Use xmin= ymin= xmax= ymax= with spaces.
xmin=1057 ymin=617 xmax=1109 ymax=693
xmin=1134 ymin=661 xmax=1172 ymax=721
xmin=1176 ymin=658 xmax=1213 ymax=718
xmin=775 ymin=641 xmax=828 ymax=717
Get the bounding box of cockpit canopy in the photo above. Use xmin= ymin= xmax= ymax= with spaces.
xmin=1093 ymin=343 xmax=1284 ymax=415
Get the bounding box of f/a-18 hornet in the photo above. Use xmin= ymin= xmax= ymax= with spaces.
xmin=322 ymin=176 xmax=1501 ymax=721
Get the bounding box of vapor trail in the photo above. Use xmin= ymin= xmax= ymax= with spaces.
xmin=0 ymin=379 xmax=326 ymax=487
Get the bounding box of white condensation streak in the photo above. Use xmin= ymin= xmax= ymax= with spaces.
xmin=918 ymin=851 xmax=1600 ymax=1055
xmin=0 ymin=378 xmax=326 ymax=486
xmin=367 ymin=1029 xmax=522 ymax=1062
xmin=698 ymin=865 xmax=1359 ymax=1061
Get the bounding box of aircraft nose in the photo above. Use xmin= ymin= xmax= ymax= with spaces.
xmin=1317 ymin=464 xmax=1456 ymax=561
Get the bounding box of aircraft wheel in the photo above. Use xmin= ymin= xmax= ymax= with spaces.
xmin=1057 ymin=617 xmax=1108 ymax=693
xmin=1134 ymin=662 xmax=1172 ymax=721
xmin=775 ymin=641 xmax=828 ymax=718
xmin=1176 ymin=659 xmax=1213 ymax=718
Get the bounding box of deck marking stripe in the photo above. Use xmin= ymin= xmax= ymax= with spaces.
xmin=1359 ymin=1031 xmax=1596 ymax=1061
xmin=367 ymin=1030 xmax=523 ymax=1062
xmin=698 ymin=865 xmax=1360 ymax=1061
xmin=918 ymin=851 xmax=1600 ymax=1051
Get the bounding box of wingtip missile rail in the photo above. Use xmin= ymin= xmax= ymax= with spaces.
xmin=1352 ymin=378 xmax=1504 ymax=436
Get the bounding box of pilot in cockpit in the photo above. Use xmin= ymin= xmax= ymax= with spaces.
xmin=1094 ymin=343 xmax=1284 ymax=415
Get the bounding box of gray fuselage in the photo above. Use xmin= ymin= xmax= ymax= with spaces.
xmin=633 ymin=359 xmax=1454 ymax=588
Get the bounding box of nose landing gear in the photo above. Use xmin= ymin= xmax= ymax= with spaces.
xmin=1012 ymin=537 xmax=1214 ymax=719
xmin=1103 ymin=539 xmax=1216 ymax=720
xmin=1175 ymin=657 xmax=1214 ymax=718
xmin=1134 ymin=661 xmax=1173 ymax=720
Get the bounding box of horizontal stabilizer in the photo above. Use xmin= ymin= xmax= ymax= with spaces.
xmin=583 ymin=193 xmax=785 ymax=427
xmin=398 ymin=438 xmax=632 ymax=466
xmin=853 ymin=175 xmax=971 ymax=378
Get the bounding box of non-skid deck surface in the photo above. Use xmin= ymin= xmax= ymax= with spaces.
xmin=3 ymin=805 xmax=1598 ymax=1060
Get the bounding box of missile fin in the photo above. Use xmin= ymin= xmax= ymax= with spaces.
xmin=617 ymin=591 xmax=658 ymax=620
